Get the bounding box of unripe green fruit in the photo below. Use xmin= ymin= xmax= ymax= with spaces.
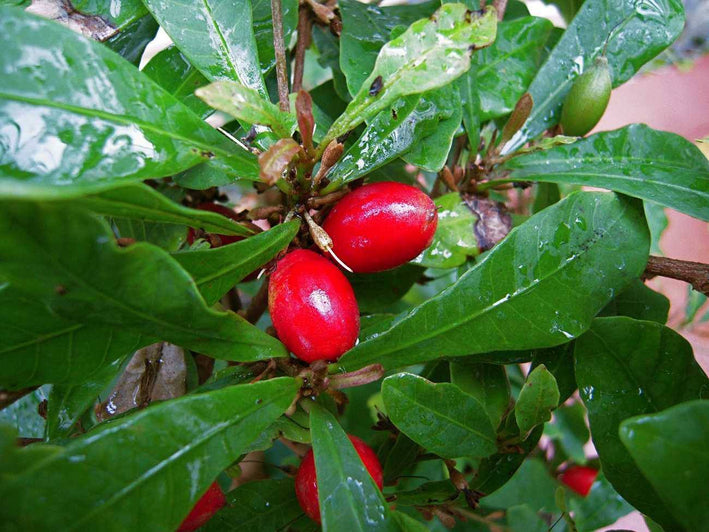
xmin=560 ymin=56 xmax=612 ymax=137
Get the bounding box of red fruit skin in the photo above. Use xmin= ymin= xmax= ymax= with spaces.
xmin=186 ymin=203 xmax=244 ymax=247
xmin=268 ymin=249 xmax=359 ymax=363
xmin=322 ymin=181 xmax=438 ymax=273
xmin=176 ymin=482 xmax=226 ymax=532
xmin=559 ymin=465 xmax=598 ymax=497
xmin=295 ymin=435 xmax=384 ymax=523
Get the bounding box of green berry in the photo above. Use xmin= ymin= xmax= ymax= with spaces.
xmin=560 ymin=56 xmax=612 ymax=137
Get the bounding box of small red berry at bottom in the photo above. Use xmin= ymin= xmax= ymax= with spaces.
xmin=176 ymin=481 xmax=226 ymax=532
xmin=295 ymin=435 xmax=383 ymax=523
xmin=559 ymin=465 xmax=598 ymax=497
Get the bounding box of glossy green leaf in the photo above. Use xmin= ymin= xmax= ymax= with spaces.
xmin=598 ymin=278 xmax=670 ymax=323
xmin=339 ymin=0 xmax=440 ymax=96
xmin=0 ymin=7 xmax=249 ymax=199
xmin=0 ymin=284 xmax=144 ymax=390
xmin=449 ymin=362 xmax=510 ymax=430
xmin=482 ymin=458 xmax=558 ymax=512
xmin=620 ymin=400 xmax=709 ymax=532
xmin=142 ymin=45 xmax=211 ymax=117
xmin=196 ymin=81 xmax=296 ymax=138
xmin=412 ymin=192 xmax=480 ymax=269
xmin=474 ymin=16 xmax=552 ymax=120
xmin=338 ymin=192 xmax=649 ymax=372
xmin=175 ymin=151 xmax=262 ymax=189
xmin=391 ymin=511 xmax=429 ymax=532
xmin=569 ymin=472 xmax=635 ymax=531
xmin=111 ymin=217 xmax=186 ymax=251
xmin=532 ymin=182 xmax=561 ymax=214
xmin=46 ymin=357 xmax=126 ymax=439
xmin=515 ymin=365 xmax=560 ymax=435
xmin=501 ymin=0 xmax=685 ymax=154
xmin=204 ymin=479 xmax=303 ymax=532
xmin=0 ymin=386 xmax=49 ymax=438
xmin=72 ymin=183 xmax=252 ymax=236
xmin=501 ymin=125 xmax=709 ymax=221
xmin=645 ymin=201 xmax=667 ymax=255
xmin=382 ymin=373 xmax=497 ymax=459
xmin=392 ymin=479 xmax=459 ymax=507
xmin=0 ymin=202 xmax=286 ymax=362
xmin=506 ymin=504 xmax=547 ymax=532
xmin=548 ymin=401 xmax=589 ymax=464
xmin=309 ymin=404 xmax=397 ymax=531
xmin=0 ymin=377 xmax=299 ymax=530
xmin=457 ymin=65 xmax=481 ymax=155
xmin=245 ymin=406 xmax=311 ymax=453
xmin=322 ymin=4 xmax=497 ymax=148
xmin=381 ymin=433 xmax=421 ymax=485
xmin=173 ymin=221 xmax=298 ymax=306
xmin=103 ymin=14 xmax=158 ymax=66
xmin=575 ymin=317 xmax=709 ymax=530
xmin=142 ymin=0 xmax=267 ymax=96
xmin=530 ymin=342 xmax=576 ymax=403
xmin=348 ymin=264 xmax=423 ymax=314
xmin=252 ymin=0 xmax=298 ymax=74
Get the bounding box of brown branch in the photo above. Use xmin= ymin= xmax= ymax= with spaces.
xmin=271 ymin=0 xmax=290 ymax=112
xmin=292 ymin=3 xmax=312 ymax=93
xmin=644 ymin=255 xmax=709 ymax=296
xmin=0 ymin=386 xmax=38 ymax=410
xmin=493 ymin=0 xmax=508 ymax=20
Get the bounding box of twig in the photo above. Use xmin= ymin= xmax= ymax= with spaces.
xmin=244 ymin=279 xmax=271 ymax=324
xmin=292 ymin=3 xmax=312 ymax=93
xmin=493 ymin=0 xmax=508 ymax=20
xmin=644 ymin=255 xmax=709 ymax=296
xmin=271 ymin=0 xmax=290 ymax=112
xmin=0 ymin=386 xmax=38 ymax=410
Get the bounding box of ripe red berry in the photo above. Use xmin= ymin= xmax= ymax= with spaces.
xmin=559 ymin=465 xmax=598 ymax=497
xmin=187 ymin=202 xmax=243 ymax=247
xmin=268 ymin=249 xmax=359 ymax=363
xmin=322 ymin=181 xmax=438 ymax=273
xmin=295 ymin=435 xmax=384 ymax=523
xmin=177 ymin=481 xmax=226 ymax=532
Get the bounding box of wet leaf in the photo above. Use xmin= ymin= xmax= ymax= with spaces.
xmin=0 ymin=377 xmax=299 ymax=530
xmin=323 ymin=4 xmax=497 ymax=146
xmin=142 ymin=0 xmax=267 ymax=96
xmin=309 ymin=404 xmax=398 ymax=531
xmin=196 ymin=81 xmax=296 ymax=138
xmin=252 ymin=0 xmax=298 ymax=74
xmin=382 ymin=373 xmax=497 ymax=459
xmin=450 ymin=362 xmax=510 ymax=430
xmin=173 ymin=220 xmax=299 ymax=305
xmin=347 ymin=264 xmax=424 ymax=314
xmin=575 ymin=316 xmax=709 ymax=530
xmin=515 ymin=365 xmax=560 ymax=435
xmin=598 ymin=278 xmax=670 ymax=323
xmin=338 ymin=192 xmax=649 ymax=372
xmin=482 ymin=458 xmax=558 ymax=513
xmin=501 ymin=0 xmax=685 ymax=154
xmin=620 ymin=400 xmax=709 ymax=532
xmin=0 ymin=7 xmax=252 ymax=199
xmin=530 ymin=342 xmax=576 ymax=403
xmin=568 ymin=472 xmax=635 ymax=531
xmin=501 ymin=125 xmax=709 ymax=221
xmin=0 ymin=202 xmax=286 ymax=362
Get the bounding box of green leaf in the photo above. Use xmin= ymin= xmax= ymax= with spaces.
xmin=644 ymin=201 xmax=667 ymax=255
xmin=142 ymin=45 xmax=211 ymax=117
xmin=46 ymin=358 xmax=126 ymax=439
xmin=0 ymin=7 xmax=250 ymax=199
xmin=338 ymin=192 xmax=649 ymax=372
xmin=392 ymin=480 xmax=459 ymax=507
xmin=0 ymin=377 xmax=299 ymax=530
xmin=449 ymin=362 xmax=510 ymax=430
xmin=515 ymin=365 xmax=560 ymax=435
xmin=392 ymin=511 xmax=429 ymax=532
xmin=175 ymin=151 xmax=262 ymax=189
xmin=204 ymin=479 xmax=303 ymax=532
xmin=309 ymin=404 xmax=397 ymax=531
xmin=530 ymin=342 xmax=576 ymax=403
xmin=457 ymin=66 xmax=481 ymax=155
xmin=475 ymin=16 xmax=553 ymax=120
xmin=381 ymin=434 xmax=421 ymax=485
xmin=506 ymin=504 xmax=547 ymax=532
xmin=620 ymin=400 xmax=709 ymax=532
xmin=339 ymin=0 xmax=440 ymax=96
xmin=568 ymin=473 xmax=634 ymax=532
xmin=412 ymin=192 xmax=480 ymax=269
xmin=173 ymin=221 xmax=298 ymax=305
xmin=252 ymin=0 xmax=298 ymax=75
xmin=575 ymin=316 xmax=709 ymax=530
xmin=482 ymin=458 xmax=558 ymax=513
xmin=598 ymin=278 xmax=670 ymax=323
xmin=381 ymin=373 xmax=497 ymax=459
xmin=72 ymin=183 xmax=252 ymax=237
xmin=0 ymin=386 xmax=49 ymax=438
xmin=683 ymin=286 xmax=707 ymax=325
xmin=0 ymin=284 xmax=144 ymax=390
xmin=548 ymin=402 xmax=589 ymax=464
xmin=322 ymin=4 xmax=497 ymax=148
xmin=0 ymin=202 xmax=286 ymax=362
xmin=142 ymin=0 xmax=267 ymax=97
xmin=196 ymin=81 xmax=296 ymax=138
xmin=111 ymin=217 xmax=186 ymax=251
xmin=347 ymin=264 xmax=423 ymax=314
xmin=501 ymin=125 xmax=709 ymax=221
xmin=501 ymin=0 xmax=685 ymax=154
xmin=245 ymin=406 xmax=311 ymax=453
xmin=532 ymin=182 xmax=561 ymax=214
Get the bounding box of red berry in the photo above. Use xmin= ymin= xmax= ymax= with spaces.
xmin=322 ymin=181 xmax=438 ymax=273
xmin=559 ymin=465 xmax=598 ymax=497
xmin=268 ymin=249 xmax=359 ymax=363
xmin=295 ymin=435 xmax=384 ymax=523
xmin=176 ymin=481 xmax=226 ymax=532
xmin=187 ymin=202 xmax=243 ymax=247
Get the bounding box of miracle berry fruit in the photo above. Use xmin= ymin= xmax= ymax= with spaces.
xmin=295 ymin=435 xmax=383 ymax=523
xmin=322 ymin=181 xmax=438 ymax=273
xmin=268 ymin=249 xmax=359 ymax=363
xmin=176 ymin=481 xmax=226 ymax=532
xmin=559 ymin=465 xmax=598 ymax=497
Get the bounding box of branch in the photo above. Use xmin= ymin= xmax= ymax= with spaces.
xmin=292 ymin=3 xmax=312 ymax=93
xmin=493 ymin=0 xmax=508 ymax=20
xmin=0 ymin=386 xmax=38 ymax=410
xmin=271 ymin=0 xmax=290 ymax=112
xmin=644 ymin=255 xmax=709 ymax=296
